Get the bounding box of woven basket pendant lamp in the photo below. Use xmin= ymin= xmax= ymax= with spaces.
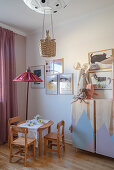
xmin=40 ymin=30 xmax=56 ymax=57
xmin=39 ymin=12 xmax=56 ymax=57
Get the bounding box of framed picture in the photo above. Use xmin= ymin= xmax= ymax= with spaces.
xmin=59 ymin=73 xmax=74 ymax=95
xmin=46 ymin=58 xmax=64 ymax=75
xmin=88 ymin=49 xmax=113 ymax=70
xmin=53 ymin=58 xmax=64 ymax=74
xmin=88 ymin=70 xmax=112 ymax=90
xmin=31 ymin=65 xmax=45 ymax=88
xmin=45 ymin=60 xmax=54 ymax=75
xmin=46 ymin=75 xmax=58 ymax=95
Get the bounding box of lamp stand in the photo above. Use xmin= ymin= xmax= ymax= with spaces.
xmin=26 ymin=82 xmax=29 ymax=120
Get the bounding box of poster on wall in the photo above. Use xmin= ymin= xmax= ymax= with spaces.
xmin=89 ymin=70 xmax=112 ymax=90
xmin=88 ymin=49 xmax=113 ymax=70
xmin=45 ymin=60 xmax=54 ymax=75
xmin=46 ymin=75 xmax=58 ymax=95
xmin=31 ymin=65 xmax=45 ymax=88
xmin=59 ymin=73 xmax=74 ymax=95
xmin=53 ymin=58 xmax=64 ymax=74
xmin=45 ymin=58 xmax=64 ymax=75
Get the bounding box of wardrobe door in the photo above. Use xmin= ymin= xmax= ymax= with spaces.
xmin=96 ymin=100 xmax=114 ymax=158
xmin=72 ymin=100 xmax=95 ymax=152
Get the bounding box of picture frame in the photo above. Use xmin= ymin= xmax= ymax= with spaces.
xmin=46 ymin=75 xmax=58 ymax=95
xmin=53 ymin=58 xmax=64 ymax=74
xmin=45 ymin=60 xmax=54 ymax=75
xmin=31 ymin=65 xmax=45 ymax=88
xmin=88 ymin=70 xmax=112 ymax=90
xmin=59 ymin=73 xmax=74 ymax=95
xmin=45 ymin=58 xmax=64 ymax=75
xmin=88 ymin=49 xmax=113 ymax=70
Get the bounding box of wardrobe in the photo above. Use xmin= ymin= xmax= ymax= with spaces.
xmin=72 ymin=99 xmax=114 ymax=158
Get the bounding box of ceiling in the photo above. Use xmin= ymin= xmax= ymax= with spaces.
xmin=0 ymin=0 xmax=114 ymax=35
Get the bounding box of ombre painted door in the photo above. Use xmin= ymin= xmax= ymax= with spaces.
xmin=72 ymin=100 xmax=95 ymax=153
xmin=96 ymin=100 xmax=114 ymax=158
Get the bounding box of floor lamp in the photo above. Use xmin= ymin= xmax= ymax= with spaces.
xmin=13 ymin=67 xmax=43 ymax=120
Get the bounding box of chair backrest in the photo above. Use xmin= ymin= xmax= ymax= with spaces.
xmin=8 ymin=116 xmax=20 ymax=147
xmin=57 ymin=120 xmax=65 ymax=139
xmin=10 ymin=126 xmax=28 ymax=146
xmin=8 ymin=116 xmax=20 ymax=126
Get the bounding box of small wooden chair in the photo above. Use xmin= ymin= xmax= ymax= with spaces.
xmin=8 ymin=116 xmax=20 ymax=148
xmin=44 ymin=120 xmax=65 ymax=158
xmin=9 ymin=126 xmax=36 ymax=167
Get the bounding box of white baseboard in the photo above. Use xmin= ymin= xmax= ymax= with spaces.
xmin=65 ymin=138 xmax=72 ymax=145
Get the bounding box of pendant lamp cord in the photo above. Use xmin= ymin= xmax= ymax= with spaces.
xmin=42 ymin=10 xmax=54 ymax=39
xmin=42 ymin=10 xmax=45 ymax=39
xmin=51 ymin=12 xmax=54 ymax=39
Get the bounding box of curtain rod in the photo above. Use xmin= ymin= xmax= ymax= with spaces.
xmin=0 ymin=23 xmax=27 ymax=37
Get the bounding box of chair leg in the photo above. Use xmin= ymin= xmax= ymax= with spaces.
xmin=62 ymin=136 xmax=65 ymax=152
xmin=24 ymin=147 xmax=27 ymax=167
xmin=8 ymin=136 xmax=10 ymax=148
xmin=44 ymin=138 xmax=47 ymax=156
xmin=9 ymin=144 xmax=13 ymax=163
xmin=57 ymin=141 xmax=61 ymax=158
xmin=8 ymin=125 xmax=10 ymax=148
xmin=33 ymin=141 xmax=36 ymax=160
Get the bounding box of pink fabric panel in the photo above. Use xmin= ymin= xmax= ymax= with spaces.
xmin=0 ymin=27 xmax=17 ymax=144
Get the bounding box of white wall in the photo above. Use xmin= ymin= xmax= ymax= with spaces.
xmin=26 ymin=5 xmax=114 ymax=143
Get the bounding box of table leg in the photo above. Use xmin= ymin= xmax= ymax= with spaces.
xmin=39 ymin=130 xmax=42 ymax=157
xmin=48 ymin=126 xmax=51 ymax=133
xmin=48 ymin=126 xmax=52 ymax=149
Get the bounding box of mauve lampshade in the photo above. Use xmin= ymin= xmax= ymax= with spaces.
xmin=13 ymin=71 xmax=43 ymax=82
xmin=13 ymin=67 xmax=43 ymax=120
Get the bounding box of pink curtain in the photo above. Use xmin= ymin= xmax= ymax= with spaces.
xmin=0 ymin=27 xmax=17 ymax=144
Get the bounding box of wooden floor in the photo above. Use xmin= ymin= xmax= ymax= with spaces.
xmin=0 ymin=143 xmax=114 ymax=170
